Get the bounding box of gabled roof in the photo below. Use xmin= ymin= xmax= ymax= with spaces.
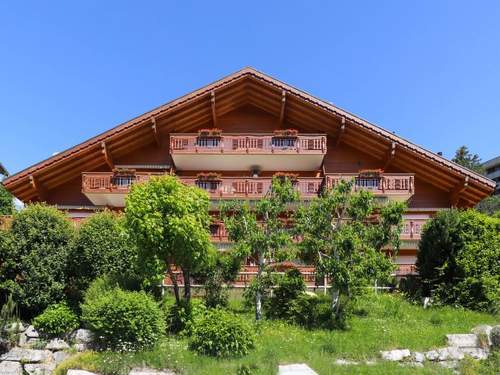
xmin=3 ymin=67 xmax=495 ymax=205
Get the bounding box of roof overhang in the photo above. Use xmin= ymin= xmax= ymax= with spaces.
xmin=3 ymin=67 xmax=495 ymax=206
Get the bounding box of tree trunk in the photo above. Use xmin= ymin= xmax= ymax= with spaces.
xmin=183 ymin=268 xmax=191 ymax=305
xmin=255 ymin=252 xmax=264 ymax=321
xmin=166 ymin=262 xmax=180 ymax=305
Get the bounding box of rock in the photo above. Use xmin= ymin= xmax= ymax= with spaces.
xmin=446 ymin=334 xmax=478 ymax=348
xmin=67 ymin=370 xmax=100 ymax=375
xmin=460 ymin=347 xmax=489 ymax=360
xmin=401 ymin=362 xmax=423 ymax=368
xmin=72 ymin=329 xmax=94 ymax=344
xmin=437 ymin=347 xmax=464 ymax=361
xmin=278 ymin=364 xmax=319 ymax=374
xmin=25 ymin=326 xmax=39 ymax=339
xmin=4 ymin=322 xmax=25 ymax=333
xmin=472 ymin=325 xmax=492 ymax=347
xmin=0 ymin=361 xmax=23 ymax=375
xmin=74 ymin=343 xmax=88 ymax=352
xmin=490 ymin=325 xmax=500 ymax=348
xmin=425 ymin=350 xmax=439 ymax=361
xmin=0 ymin=348 xmax=52 ymax=363
xmin=24 ymin=363 xmax=56 ymax=375
xmin=380 ymin=349 xmax=411 ymax=361
xmin=438 ymin=360 xmax=458 ymax=369
xmin=17 ymin=332 xmax=27 ymax=347
xmin=335 ymin=359 xmax=359 ymax=365
xmin=46 ymin=338 xmax=70 ymax=351
xmin=129 ymin=368 xmax=176 ymax=375
xmin=412 ymin=352 xmax=425 ymax=363
xmin=54 ymin=350 xmax=71 ymax=364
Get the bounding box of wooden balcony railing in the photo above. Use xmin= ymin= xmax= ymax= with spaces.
xmin=325 ymin=173 xmax=414 ymax=196
xmin=82 ymin=172 xmax=165 ymax=193
xmin=170 ymin=133 xmax=327 ymax=155
xmin=181 ymin=177 xmax=324 ymax=199
xmin=394 ymin=264 xmax=418 ymax=276
xmin=400 ymin=219 xmax=427 ymax=240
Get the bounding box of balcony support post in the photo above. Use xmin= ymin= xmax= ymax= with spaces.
xmin=150 ymin=117 xmax=161 ymax=147
xmin=450 ymin=176 xmax=469 ymax=207
xmin=210 ymin=91 xmax=217 ymax=127
xmin=383 ymin=142 xmax=396 ymax=170
xmin=101 ymin=141 xmax=114 ymax=170
xmin=335 ymin=117 xmax=346 ymax=147
xmin=29 ymin=174 xmax=47 ymax=201
xmin=279 ymin=90 xmax=286 ymax=125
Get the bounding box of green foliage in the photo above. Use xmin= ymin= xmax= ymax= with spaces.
xmin=265 ymin=268 xmax=306 ymax=320
xmin=417 ymin=209 xmax=500 ymax=312
xmin=452 ymin=145 xmax=485 ymax=174
xmin=294 ymin=180 xmax=405 ymax=321
xmin=33 ymin=303 xmax=79 ymax=337
xmin=81 ymin=282 xmax=165 ymax=351
xmin=189 ymin=309 xmax=255 ymax=357
xmin=288 ymin=293 xmax=349 ymax=329
xmin=0 ymin=204 xmax=74 ymax=317
xmin=242 ymin=273 xmax=277 ymax=310
xmin=0 ymin=183 xmax=14 ymax=215
xmin=125 ymin=175 xmax=213 ymax=304
xmin=476 ymin=195 xmax=500 ymax=216
xmin=162 ymin=297 xmax=207 ymax=334
xmin=0 ymin=294 xmax=20 ymax=351
xmin=68 ymin=210 xmax=139 ymax=302
xmin=222 ymin=177 xmax=299 ymax=319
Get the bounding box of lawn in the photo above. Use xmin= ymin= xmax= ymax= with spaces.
xmin=55 ymin=293 xmax=499 ymax=375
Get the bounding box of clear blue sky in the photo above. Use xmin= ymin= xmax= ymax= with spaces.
xmin=1 ymin=1 xmax=499 ymax=174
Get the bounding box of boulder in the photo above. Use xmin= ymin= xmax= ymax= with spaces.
xmin=380 ymin=349 xmax=411 ymax=361
xmin=71 ymin=329 xmax=94 ymax=344
xmin=437 ymin=347 xmax=464 ymax=361
xmin=129 ymin=368 xmax=176 ymax=375
xmin=0 ymin=348 xmax=52 ymax=363
xmin=3 ymin=322 xmax=25 ymax=334
xmin=425 ymin=350 xmax=439 ymax=361
xmin=45 ymin=338 xmax=70 ymax=351
xmin=490 ymin=325 xmax=500 ymax=348
xmin=67 ymin=370 xmax=100 ymax=375
xmin=24 ymin=326 xmax=40 ymax=339
xmin=54 ymin=350 xmax=71 ymax=364
xmin=24 ymin=362 xmax=56 ymax=375
xmin=446 ymin=334 xmax=478 ymax=348
xmin=471 ymin=325 xmax=492 ymax=347
xmin=460 ymin=347 xmax=489 ymax=360
xmin=438 ymin=360 xmax=458 ymax=369
xmin=334 ymin=359 xmax=359 ymax=365
xmin=0 ymin=361 xmax=23 ymax=375
xmin=412 ymin=352 xmax=425 ymax=363
xmin=278 ymin=364 xmax=318 ymax=375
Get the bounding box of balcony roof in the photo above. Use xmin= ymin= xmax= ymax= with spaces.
xmin=3 ymin=67 xmax=495 ymax=205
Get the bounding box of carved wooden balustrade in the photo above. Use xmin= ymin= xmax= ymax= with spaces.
xmin=170 ymin=133 xmax=327 ymax=154
xmin=82 ymin=172 xmax=165 ymax=193
xmin=325 ymin=173 xmax=414 ymax=197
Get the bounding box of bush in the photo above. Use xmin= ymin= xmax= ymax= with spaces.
xmin=288 ymin=293 xmax=349 ymax=330
xmin=162 ymin=297 xmax=207 ymax=334
xmin=417 ymin=209 xmax=500 ymax=312
xmin=0 ymin=183 xmax=14 ymax=216
xmin=189 ymin=309 xmax=255 ymax=357
xmin=265 ymin=268 xmax=305 ymax=319
xmin=68 ymin=211 xmax=139 ymax=302
xmin=0 ymin=204 xmax=74 ymax=318
xmin=33 ymin=303 xmax=79 ymax=337
xmin=81 ymin=284 xmax=165 ymax=351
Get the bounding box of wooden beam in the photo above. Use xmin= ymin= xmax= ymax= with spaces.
xmin=335 ymin=117 xmax=346 ymax=147
xmin=279 ymin=90 xmax=287 ymax=125
xmin=210 ymin=91 xmax=217 ymax=127
xmin=383 ymin=142 xmax=396 ymax=170
xmin=101 ymin=141 xmax=114 ymax=170
xmin=150 ymin=117 xmax=161 ymax=147
xmin=450 ymin=176 xmax=469 ymax=207
xmin=29 ymin=174 xmax=47 ymax=201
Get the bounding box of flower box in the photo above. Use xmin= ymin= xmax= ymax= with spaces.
xmin=273 ymin=129 xmax=298 ymax=138
xmin=196 ymin=172 xmax=222 ymax=181
xmin=198 ymin=128 xmax=222 ymax=137
xmin=358 ymin=169 xmax=383 ymax=178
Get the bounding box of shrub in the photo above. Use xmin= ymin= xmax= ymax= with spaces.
xmin=33 ymin=303 xmax=79 ymax=337
xmin=189 ymin=309 xmax=255 ymax=357
xmin=0 ymin=204 xmax=74 ymax=318
xmin=81 ymin=285 xmax=165 ymax=351
xmin=162 ymin=297 xmax=207 ymax=334
xmin=417 ymin=209 xmax=500 ymax=312
xmin=288 ymin=293 xmax=349 ymax=330
xmin=68 ymin=211 xmax=139 ymax=302
xmin=265 ymin=268 xmax=305 ymax=320
xmin=0 ymin=183 xmax=14 ymax=216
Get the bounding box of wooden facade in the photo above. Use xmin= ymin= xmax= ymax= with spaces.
xmin=2 ymin=68 xmax=495 ymax=287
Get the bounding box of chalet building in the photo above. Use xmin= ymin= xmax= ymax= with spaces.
xmin=2 ymin=68 xmax=495 ymax=287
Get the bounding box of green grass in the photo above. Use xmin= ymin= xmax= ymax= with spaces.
xmin=54 ymin=293 xmax=499 ymax=375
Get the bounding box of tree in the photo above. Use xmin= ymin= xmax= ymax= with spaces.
xmin=417 ymin=209 xmax=500 ymax=312
xmin=294 ymin=180 xmax=405 ymax=323
xmin=67 ymin=210 xmax=139 ymax=302
xmin=476 ymin=195 xmax=500 ymax=217
xmin=0 ymin=204 xmax=74 ymax=318
xmin=124 ymin=175 xmax=213 ymax=306
xmin=222 ymin=177 xmax=298 ymax=320
xmin=0 ymin=184 xmax=14 ymax=216
xmin=452 ymin=146 xmax=484 ymax=174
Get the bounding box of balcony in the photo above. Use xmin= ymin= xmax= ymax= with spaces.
xmin=325 ymin=173 xmax=414 ymax=201
xmin=170 ymin=132 xmax=327 ymax=171
xmin=82 ymin=172 xmax=165 ymax=206
xmin=400 ymin=219 xmax=427 ymax=240
xmin=181 ymin=176 xmax=323 ymax=200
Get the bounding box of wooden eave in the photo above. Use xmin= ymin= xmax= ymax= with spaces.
xmin=3 ymin=67 xmax=495 ymax=205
